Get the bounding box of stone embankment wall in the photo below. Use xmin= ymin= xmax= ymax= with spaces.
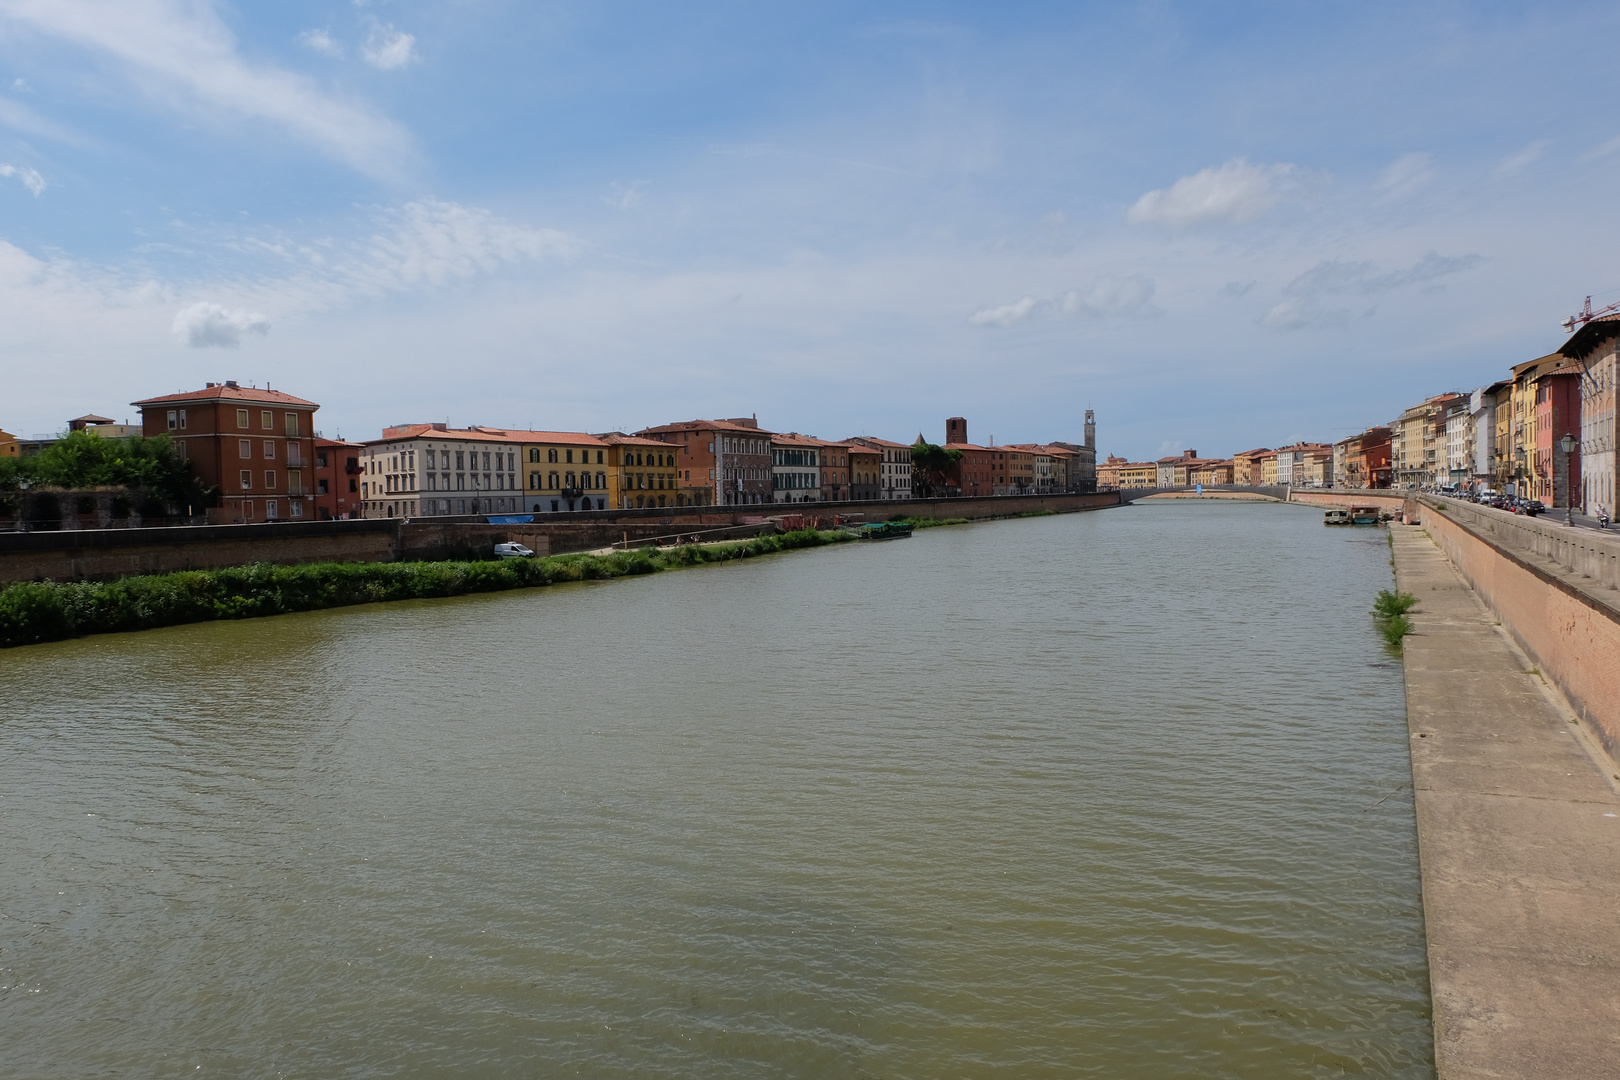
xmin=1419 ymin=496 xmax=1620 ymax=759
xmin=1286 ymin=490 xmax=1408 ymax=511
xmin=0 ymin=492 xmax=1118 ymax=582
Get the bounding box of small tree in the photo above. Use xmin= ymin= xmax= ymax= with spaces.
xmin=911 ymin=441 xmax=963 ymax=499
xmin=0 ymin=431 xmax=213 ymax=511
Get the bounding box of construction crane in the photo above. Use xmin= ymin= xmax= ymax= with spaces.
xmin=1562 ymin=295 xmax=1620 ymax=333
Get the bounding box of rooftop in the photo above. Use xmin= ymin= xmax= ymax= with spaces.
xmin=132 ymin=382 xmax=319 ymax=408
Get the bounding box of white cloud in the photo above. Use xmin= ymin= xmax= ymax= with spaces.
xmin=298 ymin=29 xmax=342 ymax=57
xmin=361 ymin=22 xmax=416 ymax=70
xmin=970 ymin=295 xmax=1037 ymax=326
xmin=1127 ymin=158 xmax=1296 ymax=227
xmin=171 ymin=301 xmax=270 ymax=347
xmin=1494 ymin=140 xmax=1548 ymax=175
xmin=972 ymin=275 xmax=1155 ymax=326
xmin=0 ymin=0 xmax=412 ymax=177
xmin=1261 ymin=252 xmax=1482 ymax=330
xmin=1374 ymin=152 xmax=1434 ymax=201
xmin=0 ymin=163 xmax=45 ymax=195
xmin=1261 ymin=298 xmax=1348 ymax=331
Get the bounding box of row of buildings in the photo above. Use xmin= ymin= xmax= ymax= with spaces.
xmin=1093 ymin=311 xmax=1620 ymax=514
xmin=2 ymin=384 xmax=1098 ymax=523
xmin=1098 ymin=442 xmax=1338 ymax=491
xmin=1325 ymin=313 xmax=1618 ymax=512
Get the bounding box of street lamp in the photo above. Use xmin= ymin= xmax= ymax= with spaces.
xmin=1558 ymin=432 xmax=1578 ymax=526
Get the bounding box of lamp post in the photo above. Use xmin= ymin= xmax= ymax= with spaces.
xmin=1558 ymin=432 xmax=1578 ymax=526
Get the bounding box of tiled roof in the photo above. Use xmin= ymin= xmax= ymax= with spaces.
xmin=133 ymin=384 xmax=319 ymax=408
xmin=638 ymin=418 xmax=777 ymax=436
xmin=594 ymin=432 xmax=670 ymax=448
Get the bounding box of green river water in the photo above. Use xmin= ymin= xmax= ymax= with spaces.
xmin=0 ymin=502 xmax=1432 ymax=1077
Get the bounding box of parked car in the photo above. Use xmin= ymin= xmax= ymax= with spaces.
xmin=494 ymin=541 xmax=535 ymax=558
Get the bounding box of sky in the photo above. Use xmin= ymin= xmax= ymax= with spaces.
xmin=3 ymin=0 xmax=1620 ymax=460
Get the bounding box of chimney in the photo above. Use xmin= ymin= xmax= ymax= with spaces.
xmin=946 ymin=416 xmax=967 ymax=445
xmin=225 ymin=380 xmax=239 ymax=389
xmin=431 ymin=422 xmax=447 ymax=431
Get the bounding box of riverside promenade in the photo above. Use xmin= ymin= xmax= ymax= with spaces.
xmin=1392 ymin=525 xmax=1620 ymax=1078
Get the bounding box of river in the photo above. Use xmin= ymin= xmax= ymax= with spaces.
xmin=0 ymin=502 xmax=1432 ymax=1077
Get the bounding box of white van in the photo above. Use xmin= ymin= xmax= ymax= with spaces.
xmin=493 ymin=542 xmax=535 ymax=559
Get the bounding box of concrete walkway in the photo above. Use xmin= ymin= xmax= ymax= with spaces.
xmin=1393 ymin=524 xmax=1620 ymax=1078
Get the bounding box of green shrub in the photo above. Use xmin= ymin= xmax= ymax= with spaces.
xmin=1379 ymin=613 xmax=1414 ymax=648
xmin=0 ymin=529 xmax=855 ymax=649
xmin=1373 ymin=589 xmax=1418 ymax=618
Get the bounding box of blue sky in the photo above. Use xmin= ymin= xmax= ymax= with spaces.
xmin=3 ymin=1 xmax=1619 ymax=459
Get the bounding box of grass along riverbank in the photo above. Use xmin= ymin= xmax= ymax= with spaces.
xmin=0 ymin=529 xmax=851 ymax=649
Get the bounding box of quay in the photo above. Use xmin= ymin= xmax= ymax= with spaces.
xmin=1392 ymin=522 xmax=1620 ymax=1077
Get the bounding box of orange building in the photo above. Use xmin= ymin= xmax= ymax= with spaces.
xmin=132 ymin=381 xmax=319 ymax=523
xmin=314 ymin=437 xmax=364 ymax=519
xmin=846 ymin=442 xmax=881 ymax=500
xmin=637 ymin=417 xmax=775 ymax=506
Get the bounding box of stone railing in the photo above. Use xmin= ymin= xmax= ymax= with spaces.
xmin=1421 ymin=496 xmax=1620 ymax=594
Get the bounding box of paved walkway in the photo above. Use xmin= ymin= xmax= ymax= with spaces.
xmin=1392 ymin=524 xmax=1620 ymax=1078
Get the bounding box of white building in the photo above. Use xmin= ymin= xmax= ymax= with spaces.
xmin=1444 ymin=402 xmax=1472 ymax=485
xmin=359 ymin=423 xmax=524 ymax=518
xmin=1469 ymin=385 xmax=1501 ymax=480
xmin=771 ymin=434 xmax=822 ymax=503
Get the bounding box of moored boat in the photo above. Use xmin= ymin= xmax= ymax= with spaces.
xmin=857 ymin=521 xmax=914 ymax=541
xmin=1324 ymin=509 xmax=1352 ymax=525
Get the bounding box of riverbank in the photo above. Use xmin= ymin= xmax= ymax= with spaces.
xmin=0 ymin=528 xmax=852 ymax=649
xmin=1391 ymin=524 xmax=1620 ymax=1078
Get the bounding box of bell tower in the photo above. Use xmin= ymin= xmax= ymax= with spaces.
xmin=946 ymin=416 xmax=967 ymax=445
xmin=1084 ymin=409 xmax=1095 ymax=449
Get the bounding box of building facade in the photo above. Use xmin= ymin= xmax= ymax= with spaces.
xmin=638 ymin=418 xmax=775 ymax=506
xmin=847 ymin=443 xmax=882 ymax=501
xmin=771 ymin=433 xmax=823 ymax=503
xmin=1559 ymin=316 xmax=1619 ymax=515
xmin=132 ymin=382 xmax=319 ymax=523
xmin=360 ymin=424 xmax=521 ymax=518
xmin=846 ymin=437 xmax=913 ymax=500
xmin=313 ymin=438 xmax=363 ymax=519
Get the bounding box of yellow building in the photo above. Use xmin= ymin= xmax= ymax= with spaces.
xmin=521 ymin=431 xmax=611 ymax=513
xmin=1117 ymin=461 xmax=1157 ymax=488
xmin=0 ymin=428 xmax=18 ymax=458
xmin=594 ymin=432 xmax=689 ymax=509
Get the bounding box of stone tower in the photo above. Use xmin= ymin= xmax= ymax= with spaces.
xmin=946 ymin=416 xmax=967 ymax=445
xmin=1084 ymin=409 xmax=1096 ymax=450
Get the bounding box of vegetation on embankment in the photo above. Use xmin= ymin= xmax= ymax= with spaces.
xmin=896 ymin=516 xmax=970 ymax=529
xmin=0 ymin=529 xmax=850 ymax=649
xmin=1373 ymin=588 xmax=1418 ymax=648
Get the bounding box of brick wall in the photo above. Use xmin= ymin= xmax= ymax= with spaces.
xmin=0 ymin=519 xmax=400 ymax=583
xmin=2 ymin=491 xmax=1121 ymax=582
xmin=1421 ymin=498 xmax=1620 ymax=761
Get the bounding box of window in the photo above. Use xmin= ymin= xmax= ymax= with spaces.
xmin=482 ymin=452 xmax=491 ymax=470
xmin=548 ymin=471 xmax=559 ymax=489
xmin=267 ymin=500 xmax=278 ymax=519
xmin=264 ymin=441 xmax=276 ymax=459
xmin=317 ymin=451 xmax=329 ymax=468
xmin=261 ymin=410 xmax=273 ymax=430
xmin=596 ymin=472 xmax=605 ymax=488
xmin=178 ymin=409 xmax=187 ymax=430
xmin=290 ymin=501 xmax=303 ymax=519
xmin=284 ymin=413 xmax=299 ymax=437
xmin=265 ymin=470 xmax=277 ymax=490
xmin=167 ymin=409 xmax=178 ymax=430
xmin=530 ymin=471 xmax=540 ymax=488
xmin=548 ymin=448 xmax=558 ymax=463
xmin=455 ymin=450 xmax=465 ymax=469
xmin=596 ymin=450 xmax=604 ymax=464
xmin=529 ymin=447 xmax=539 ymax=463
xmin=318 ymin=479 xmax=330 ymax=494
xmin=566 ymin=449 xmax=574 ymax=464
xmin=237 ymin=409 xmax=250 ymax=429
xmin=240 ymin=470 xmax=252 ymax=489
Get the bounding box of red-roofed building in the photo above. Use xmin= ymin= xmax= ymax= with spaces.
xmin=314 ymin=437 xmax=364 ymax=519
xmin=637 ymin=417 xmax=776 ymax=506
xmin=132 ymin=381 xmax=320 ymax=523
xmin=845 ymin=436 xmax=913 ymax=499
